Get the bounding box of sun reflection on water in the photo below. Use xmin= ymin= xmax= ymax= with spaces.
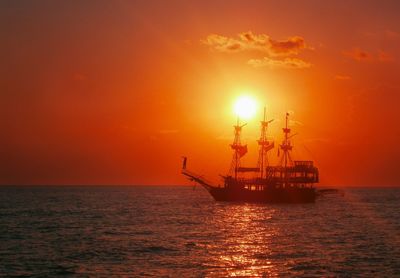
xmin=204 ymin=204 xmax=279 ymax=277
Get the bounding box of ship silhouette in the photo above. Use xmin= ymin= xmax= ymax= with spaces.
xmin=182 ymin=108 xmax=319 ymax=203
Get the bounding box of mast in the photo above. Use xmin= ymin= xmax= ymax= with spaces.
xmin=281 ymin=112 xmax=293 ymax=167
xmin=257 ymin=107 xmax=274 ymax=178
xmin=280 ymin=112 xmax=294 ymax=185
xmin=229 ymin=117 xmax=247 ymax=180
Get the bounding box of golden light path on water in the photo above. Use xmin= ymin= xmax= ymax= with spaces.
xmin=203 ymin=204 xmax=279 ymax=277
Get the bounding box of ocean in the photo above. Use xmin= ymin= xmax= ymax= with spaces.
xmin=0 ymin=186 xmax=399 ymax=277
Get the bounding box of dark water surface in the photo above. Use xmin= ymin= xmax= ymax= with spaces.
xmin=0 ymin=186 xmax=399 ymax=277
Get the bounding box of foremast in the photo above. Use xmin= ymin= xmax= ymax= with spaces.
xmin=229 ymin=118 xmax=247 ymax=179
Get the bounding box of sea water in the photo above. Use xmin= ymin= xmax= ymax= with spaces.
xmin=0 ymin=186 xmax=399 ymax=276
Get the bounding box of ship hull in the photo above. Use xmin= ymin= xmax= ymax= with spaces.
xmin=208 ymin=186 xmax=316 ymax=203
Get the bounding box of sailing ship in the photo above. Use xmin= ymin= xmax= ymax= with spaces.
xmin=181 ymin=109 xmax=319 ymax=203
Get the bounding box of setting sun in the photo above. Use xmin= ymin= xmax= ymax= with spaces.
xmin=234 ymin=96 xmax=258 ymax=120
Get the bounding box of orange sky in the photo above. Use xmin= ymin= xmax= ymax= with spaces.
xmin=1 ymin=1 xmax=400 ymax=186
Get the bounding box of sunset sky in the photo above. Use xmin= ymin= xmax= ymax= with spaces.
xmin=1 ymin=0 xmax=400 ymax=186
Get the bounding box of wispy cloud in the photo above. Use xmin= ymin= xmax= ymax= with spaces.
xmin=343 ymin=48 xmax=394 ymax=62
xmin=342 ymin=48 xmax=373 ymax=61
xmin=247 ymin=57 xmax=311 ymax=69
xmin=202 ymin=34 xmax=244 ymax=52
xmin=202 ymin=31 xmax=308 ymax=56
xmin=202 ymin=31 xmax=312 ymax=69
xmin=268 ymin=36 xmax=307 ymax=56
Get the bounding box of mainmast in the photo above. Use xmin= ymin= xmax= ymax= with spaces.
xmin=280 ymin=112 xmax=294 ymax=169
xmin=257 ymin=107 xmax=274 ymax=178
xmin=229 ymin=118 xmax=247 ymax=179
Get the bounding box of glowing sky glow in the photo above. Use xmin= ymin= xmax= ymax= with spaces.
xmin=1 ymin=1 xmax=400 ymax=186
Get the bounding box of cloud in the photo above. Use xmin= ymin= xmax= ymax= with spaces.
xmin=247 ymin=57 xmax=311 ymax=69
xmin=268 ymin=36 xmax=306 ymax=56
xmin=202 ymin=31 xmax=308 ymax=56
xmin=343 ymin=48 xmax=394 ymax=62
xmin=342 ymin=48 xmax=373 ymax=61
xmin=238 ymin=31 xmax=269 ymax=48
xmin=202 ymin=31 xmax=312 ymax=70
xmin=335 ymin=75 xmax=351 ymax=80
xmin=202 ymin=34 xmax=244 ymax=52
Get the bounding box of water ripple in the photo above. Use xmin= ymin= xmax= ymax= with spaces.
xmin=0 ymin=186 xmax=399 ymax=276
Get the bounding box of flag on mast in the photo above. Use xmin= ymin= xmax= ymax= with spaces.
xmin=238 ymin=145 xmax=248 ymax=157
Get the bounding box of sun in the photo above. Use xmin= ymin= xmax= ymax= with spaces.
xmin=234 ymin=96 xmax=257 ymax=120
